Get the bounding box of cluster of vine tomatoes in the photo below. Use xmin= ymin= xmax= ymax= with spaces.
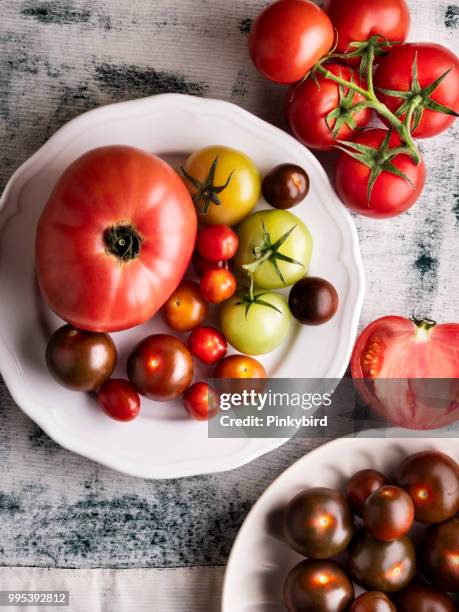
xmin=249 ymin=0 xmax=459 ymax=218
xmin=40 ymin=143 xmax=339 ymax=424
xmin=283 ymin=450 xmax=459 ymax=611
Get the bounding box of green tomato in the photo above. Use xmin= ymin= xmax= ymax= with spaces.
xmin=235 ymin=209 xmax=313 ymax=289
xmin=220 ymin=290 xmax=291 ymax=355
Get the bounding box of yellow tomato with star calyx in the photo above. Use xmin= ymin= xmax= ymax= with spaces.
xmin=181 ymin=145 xmax=261 ymax=226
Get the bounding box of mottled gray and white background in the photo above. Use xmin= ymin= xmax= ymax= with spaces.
xmin=0 ymin=0 xmax=458 ymax=609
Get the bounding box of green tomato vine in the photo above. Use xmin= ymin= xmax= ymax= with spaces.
xmin=308 ymin=35 xmax=458 ymax=199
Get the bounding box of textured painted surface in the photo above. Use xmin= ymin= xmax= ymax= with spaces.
xmin=0 ymin=0 xmax=458 ymax=570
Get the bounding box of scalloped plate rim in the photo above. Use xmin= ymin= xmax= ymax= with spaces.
xmin=0 ymin=93 xmax=365 ymax=479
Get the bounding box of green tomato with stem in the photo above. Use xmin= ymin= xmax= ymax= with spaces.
xmin=220 ymin=287 xmax=291 ymax=355
xmin=235 ymin=209 xmax=313 ymax=289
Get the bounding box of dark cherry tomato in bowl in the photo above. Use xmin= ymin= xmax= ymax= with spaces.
xmin=262 ymin=164 xmax=310 ymax=209
xmin=188 ymin=326 xmax=227 ymax=365
xmin=335 ymin=129 xmax=426 ymax=219
xmin=196 ymin=225 xmax=238 ymax=261
xmin=350 ymin=591 xmax=396 ymax=611
xmin=200 ymin=269 xmax=236 ymax=304
xmin=289 ymin=277 xmax=339 ymax=325
xmin=393 ymin=583 xmax=457 ymax=611
xmin=163 ymin=280 xmax=208 ymax=332
xmin=97 ymin=379 xmax=140 ymax=422
xmin=249 ymin=0 xmax=334 ymax=84
xmin=323 ymin=0 xmax=410 ymax=60
xmin=286 ymin=64 xmax=372 ymax=150
xmin=363 ymin=485 xmax=414 ymax=542
xmin=127 ymin=334 xmax=194 ymax=401
xmin=183 ymin=382 xmax=219 ymax=421
xmin=192 ymin=252 xmax=232 ymax=278
xmin=46 ymin=325 xmax=117 ymax=392
xmin=347 ymin=529 xmax=416 ymax=592
xmin=352 ymin=592 xmax=397 ymax=612
xmin=395 ymin=451 xmax=459 ymax=523
xmin=284 ymin=559 xmax=354 ymax=612
xmin=421 ymin=517 xmax=459 ymax=592
xmin=284 ymin=487 xmax=354 ymax=558
xmin=347 ymin=469 xmax=389 ymax=517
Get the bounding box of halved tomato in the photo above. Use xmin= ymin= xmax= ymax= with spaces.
xmin=351 ymin=316 xmax=459 ymax=429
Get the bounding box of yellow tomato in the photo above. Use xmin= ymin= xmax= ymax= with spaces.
xmin=182 ymin=145 xmax=261 ymax=226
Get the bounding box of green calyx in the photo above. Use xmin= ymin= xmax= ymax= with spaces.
xmin=412 ymin=314 xmax=437 ymax=332
xmin=242 ymin=221 xmax=303 ymax=285
xmin=236 ymin=278 xmax=282 ymax=319
xmin=376 ymin=52 xmax=459 ymax=133
xmin=104 ymin=223 xmax=143 ymax=261
xmin=314 ymin=35 xmax=423 ymax=165
xmin=337 ymin=130 xmax=415 ymax=203
xmin=181 ymin=155 xmax=234 ymax=214
xmin=325 ymin=70 xmax=369 ymax=138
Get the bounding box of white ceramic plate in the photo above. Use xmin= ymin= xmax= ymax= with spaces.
xmin=222 ymin=435 xmax=459 ymax=611
xmin=0 ymin=94 xmax=364 ymax=479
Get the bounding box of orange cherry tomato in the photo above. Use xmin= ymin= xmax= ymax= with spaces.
xmin=200 ymin=269 xmax=236 ymax=304
xmin=214 ymin=355 xmax=267 ymax=379
xmin=163 ymin=280 xmax=208 ymax=331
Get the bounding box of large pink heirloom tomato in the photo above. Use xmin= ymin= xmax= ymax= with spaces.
xmin=351 ymin=316 xmax=459 ymax=430
xmin=36 ymin=146 xmax=197 ymax=332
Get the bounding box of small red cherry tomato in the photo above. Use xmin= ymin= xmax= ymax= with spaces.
xmin=200 ymin=269 xmax=237 ymax=304
xmin=188 ymin=326 xmax=227 ymax=365
xmin=192 ymin=252 xmax=232 ymax=278
xmin=196 ymin=225 xmax=239 ymax=261
xmin=183 ymin=382 xmax=219 ymax=421
xmin=98 ymin=378 xmax=141 ymax=422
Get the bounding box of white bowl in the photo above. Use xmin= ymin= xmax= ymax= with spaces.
xmin=0 ymin=94 xmax=364 ymax=479
xmin=222 ymin=434 xmax=459 ymax=611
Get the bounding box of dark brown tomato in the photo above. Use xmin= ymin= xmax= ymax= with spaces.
xmin=363 ymin=485 xmax=415 ymax=541
xmin=284 ymin=487 xmax=354 ymax=558
xmin=284 ymin=559 xmax=354 ymax=612
xmin=421 ymin=517 xmax=459 ymax=592
xmin=395 ymin=451 xmax=459 ymax=523
xmin=288 ymin=277 xmax=339 ymax=325
xmin=347 ymin=469 xmax=389 ymax=517
xmin=347 ymin=529 xmax=416 ymax=592
xmin=262 ymin=164 xmax=310 ymax=209
xmin=349 ymin=591 xmax=396 ymax=612
xmin=127 ymin=334 xmax=194 ymax=401
xmin=46 ymin=324 xmax=116 ymax=392
xmin=393 ymin=584 xmax=457 ymax=611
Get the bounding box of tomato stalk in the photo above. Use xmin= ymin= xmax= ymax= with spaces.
xmin=181 ymin=156 xmax=234 ymax=214
xmin=412 ymin=314 xmax=437 ymax=340
xmin=315 ymin=36 xmax=422 ymax=164
xmin=236 ymin=273 xmax=282 ymax=318
xmin=104 ymin=224 xmax=143 ymax=261
xmin=241 ymin=221 xmax=303 ymax=285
